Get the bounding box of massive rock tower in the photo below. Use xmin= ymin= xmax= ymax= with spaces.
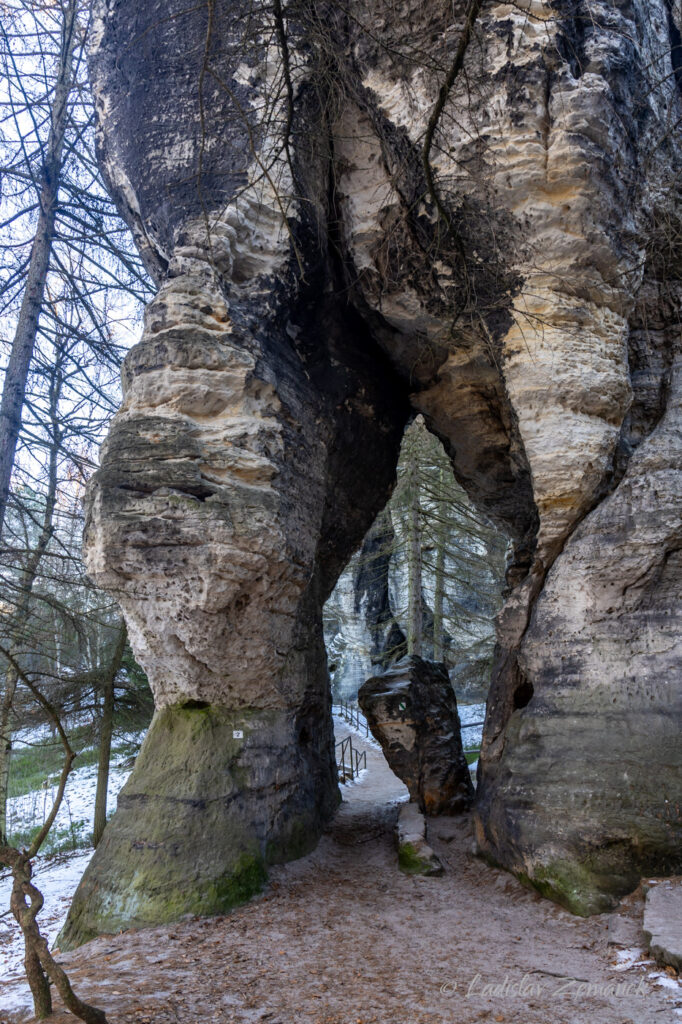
xmin=61 ymin=0 xmax=682 ymax=946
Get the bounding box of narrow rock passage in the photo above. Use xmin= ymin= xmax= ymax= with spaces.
xmin=1 ymin=719 xmax=679 ymax=1024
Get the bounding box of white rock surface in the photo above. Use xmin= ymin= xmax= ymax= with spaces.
xmin=643 ymin=878 xmax=682 ymax=972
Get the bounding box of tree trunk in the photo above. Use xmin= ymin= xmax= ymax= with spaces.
xmin=432 ymin=468 xmax=446 ymax=662
xmin=407 ymin=449 xmax=422 ymax=657
xmin=0 ymin=667 xmax=18 ymax=841
xmin=0 ymin=0 xmax=78 ymax=539
xmin=92 ymin=623 xmax=127 ymax=848
xmin=2 ymin=697 xmax=107 ymax=1023
xmin=0 ymin=359 xmax=62 ymax=837
xmin=4 ymin=849 xmax=107 ymax=1023
xmin=10 ymin=861 xmax=52 ymax=1018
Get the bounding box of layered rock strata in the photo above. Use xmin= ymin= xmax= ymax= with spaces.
xmin=62 ymin=0 xmax=682 ymax=942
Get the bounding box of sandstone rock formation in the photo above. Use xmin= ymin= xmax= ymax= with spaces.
xmin=61 ymin=0 xmax=682 ymax=945
xmin=643 ymin=878 xmax=682 ymax=972
xmin=359 ymin=657 xmax=474 ymax=815
xmin=396 ymin=802 xmax=444 ymax=876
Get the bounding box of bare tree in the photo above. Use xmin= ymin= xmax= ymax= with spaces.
xmin=0 ymin=0 xmax=152 ymax=843
xmin=0 ymin=0 xmax=79 ymax=537
xmin=0 ymin=341 xmax=64 ymax=837
xmin=92 ymin=621 xmax=127 ymax=848
xmin=0 ymin=0 xmax=150 ymax=541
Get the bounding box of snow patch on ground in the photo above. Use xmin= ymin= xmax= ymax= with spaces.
xmin=1 ymin=744 xmax=141 ymax=989
xmin=332 ymin=708 xmax=380 ymax=749
xmin=459 ymin=701 xmax=485 ymax=752
xmin=338 ymin=766 xmax=369 ymax=788
xmin=609 ymin=944 xmax=682 ymax=1016
xmin=0 ymin=978 xmax=34 ymax=1019
xmin=612 ymin=947 xmax=648 ymax=971
xmin=651 ymin=971 xmax=682 ymax=992
xmin=0 ymin=849 xmax=94 ymax=982
xmin=6 ymin=748 xmax=138 ymax=846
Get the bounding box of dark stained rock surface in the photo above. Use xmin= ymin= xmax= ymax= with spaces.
xmin=359 ymin=657 xmax=474 ymax=815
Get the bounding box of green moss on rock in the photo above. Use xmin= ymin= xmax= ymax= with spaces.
xmin=516 ymin=861 xmax=618 ymax=916
xmin=204 ymin=853 xmax=268 ymax=910
xmin=398 ymin=841 xmax=437 ymax=876
xmin=58 ymin=702 xmax=337 ymax=949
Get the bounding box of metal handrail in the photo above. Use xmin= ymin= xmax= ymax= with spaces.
xmin=334 ymin=732 xmax=367 ymax=783
xmin=332 ymin=699 xmax=370 ymax=738
xmin=461 ymin=716 xmax=484 ymax=760
xmin=334 ymin=699 xmax=480 ymax=761
xmin=354 ymin=746 xmax=367 ymax=775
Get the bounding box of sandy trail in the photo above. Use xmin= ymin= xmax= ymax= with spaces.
xmin=1 ymin=720 xmax=679 ymax=1024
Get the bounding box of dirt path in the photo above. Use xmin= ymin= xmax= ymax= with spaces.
xmin=331 ymin=721 xmax=408 ymax=804
xmin=1 ymin=719 xmax=680 ymax=1024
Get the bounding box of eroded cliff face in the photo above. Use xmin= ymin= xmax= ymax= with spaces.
xmin=61 ymin=0 xmax=681 ymax=944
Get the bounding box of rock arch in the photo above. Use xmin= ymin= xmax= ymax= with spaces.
xmin=60 ymin=0 xmax=682 ymax=947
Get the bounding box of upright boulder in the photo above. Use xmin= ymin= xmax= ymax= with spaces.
xmin=359 ymin=656 xmax=474 ymax=815
xmin=643 ymin=878 xmax=682 ymax=973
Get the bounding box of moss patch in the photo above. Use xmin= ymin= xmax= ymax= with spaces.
xmin=58 ymin=702 xmax=337 ymax=948
xmin=516 ymin=856 xmax=630 ymax=917
xmin=398 ymin=842 xmax=437 ymax=876
xmin=208 ymin=853 xmax=268 ymax=909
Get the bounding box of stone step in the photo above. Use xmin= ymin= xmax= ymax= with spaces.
xmin=642 ymin=877 xmax=682 ymax=972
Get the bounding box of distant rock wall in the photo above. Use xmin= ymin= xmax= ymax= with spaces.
xmin=324 ymin=510 xmax=406 ymax=703
xmin=324 ymin=489 xmax=501 ymax=705
xmin=62 ymin=0 xmax=682 ymax=943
